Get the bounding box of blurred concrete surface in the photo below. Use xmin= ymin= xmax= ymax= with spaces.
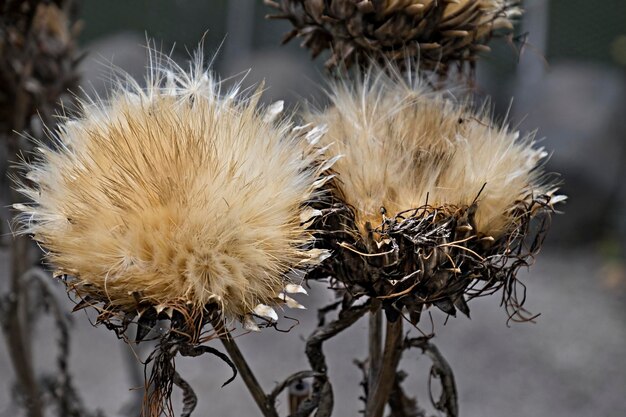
xmin=513 ymin=61 xmax=626 ymax=245
xmin=1 ymin=248 xmax=625 ymax=417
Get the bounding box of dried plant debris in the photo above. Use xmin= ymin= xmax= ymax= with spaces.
xmin=266 ymin=0 xmax=522 ymax=75
xmin=0 ymin=0 xmax=80 ymax=136
xmin=305 ymin=66 xmax=565 ymax=323
xmin=12 ymin=45 xmax=337 ymax=416
xmin=141 ymin=330 xmax=238 ymax=417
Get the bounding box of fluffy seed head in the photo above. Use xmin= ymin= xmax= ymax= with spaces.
xmin=306 ymin=67 xmax=560 ymax=239
xmin=304 ymin=66 xmax=563 ymax=321
xmin=14 ymin=49 xmax=329 ymax=321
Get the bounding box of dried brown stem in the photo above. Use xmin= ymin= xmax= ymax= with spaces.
xmin=406 ymin=337 xmax=458 ymax=417
xmin=367 ymin=306 xmax=383 ymax=402
xmin=1 ymin=285 xmax=42 ymax=417
xmin=387 ymin=370 xmax=426 ymax=417
xmin=212 ymin=320 xmax=279 ymax=417
xmin=0 ymin=1 xmax=79 ymax=415
xmin=366 ymin=318 xmax=404 ymax=417
xmin=294 ymin=301 xmax=370 ymax=417
xmin=2 ymin=71 xmax=43 ymax=417
xmin=306 ymin=301 xmax=371 ymax=374
xmin=3 ymin=52 xmax=42 ymax=417
xmin=269 ymin=370 xmax=320 ymax=404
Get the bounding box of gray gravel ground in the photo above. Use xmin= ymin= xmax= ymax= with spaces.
xmin=1 ymin=248 xmax=625 ymax=417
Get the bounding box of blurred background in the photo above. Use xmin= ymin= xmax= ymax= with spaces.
xmin=1 ymin=1 xmax=625 ymax=416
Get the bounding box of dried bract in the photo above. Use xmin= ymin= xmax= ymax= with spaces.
xmin=266 ymin=0 xmax=522 ymax=75
xmin=305 ymin=67 xmax=564 ymax=321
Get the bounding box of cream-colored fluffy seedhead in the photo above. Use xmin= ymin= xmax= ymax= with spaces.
xmin=14 ymin=49 xmax=329 ymax=322
xmin=306 ymin=68 xmax=560 ymax=239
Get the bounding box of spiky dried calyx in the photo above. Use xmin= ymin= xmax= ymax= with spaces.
xmin=305 ymin=67 xmax=564 ymax=320
xmin=266 ymin=0 xmax=522 ymax=74
xmin=13 ymin=48 xmax=334 ymax=333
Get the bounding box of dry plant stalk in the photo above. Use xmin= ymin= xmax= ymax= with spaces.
xmin=0 ymin=1 xmax=81 ymax=416
xmin=6 ymin=3 xmax=563 ymax=415
xmin=294 ymin=66 xmax=564 ymax=417
xmin=266 ymin=0 xmax=522 ymax=75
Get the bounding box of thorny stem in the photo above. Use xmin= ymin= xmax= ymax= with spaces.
xmin=299 ymin=301 xmax=371 ymax=417
xmin=3 ymin=86 xmax=43 ymax=417
xmin=3 ymin=39 xmax=40 ymax=416
xmin=1 ymin=260 xmax=43 ymax=417
xmin=269 ymin=370 xmax=320 ymax=404
xmin=0 ymin=1 xmax=79 ymax=416
xmin=212 ymin=320 xmax=279 ymax=417
xmin=406 ymin=337 xmax=458 ymax=417
xmin=306 ymin=301 xmax=371 ymax=375
xmin=366 ymin=318 xmax=404 ymax=417
xmin=387 ymin=370 xmax=426 ymax=417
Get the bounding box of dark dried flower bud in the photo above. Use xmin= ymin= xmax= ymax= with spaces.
xmin=0 ymin=0 xmax=79 ymax=135
xmin=266 ymin=0 xmax=523 ymax=75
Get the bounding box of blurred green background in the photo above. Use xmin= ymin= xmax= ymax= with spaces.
xmin=78 ymin=0 xmax=626 ymax=67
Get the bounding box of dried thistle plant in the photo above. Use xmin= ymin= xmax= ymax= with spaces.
xmin=305 ymin=66 xmax=565 ymax=322
xmin=5 ymin=3 xmax=563 ymax=414
xmin=12 ymin=46 xmax=337 ymax=416
xmin=266 ymin=0 xmax=522 ymax=75
xmin=0 ymin=0 xmax=80 ymax=135
xmin=0 ymin=2 xmax=87 ymax=417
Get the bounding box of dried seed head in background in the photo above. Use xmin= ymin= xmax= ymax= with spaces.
xmin=0 ymin=0 xmax=80 ymax=136
xmin=13 ymin=47 xmax=333 ymax=336
xmin=266 ymin=0 xmax=522 ymax=75
xmin=305 ymin=66 xmax=565 ymax=322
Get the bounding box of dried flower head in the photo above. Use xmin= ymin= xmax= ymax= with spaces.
xmin=0 ymin=0 xmax=79 ymax=134
xmin=266 ymin=0 xmax=522 ymax=75
xmin=13 ymin=48 xmax=332 ymax=335
xmin=305 ymin=67 xmax=564 ymax=321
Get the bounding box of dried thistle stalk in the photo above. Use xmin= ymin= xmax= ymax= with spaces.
xmin=1 ymin=2 xmax=80 ymax=417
